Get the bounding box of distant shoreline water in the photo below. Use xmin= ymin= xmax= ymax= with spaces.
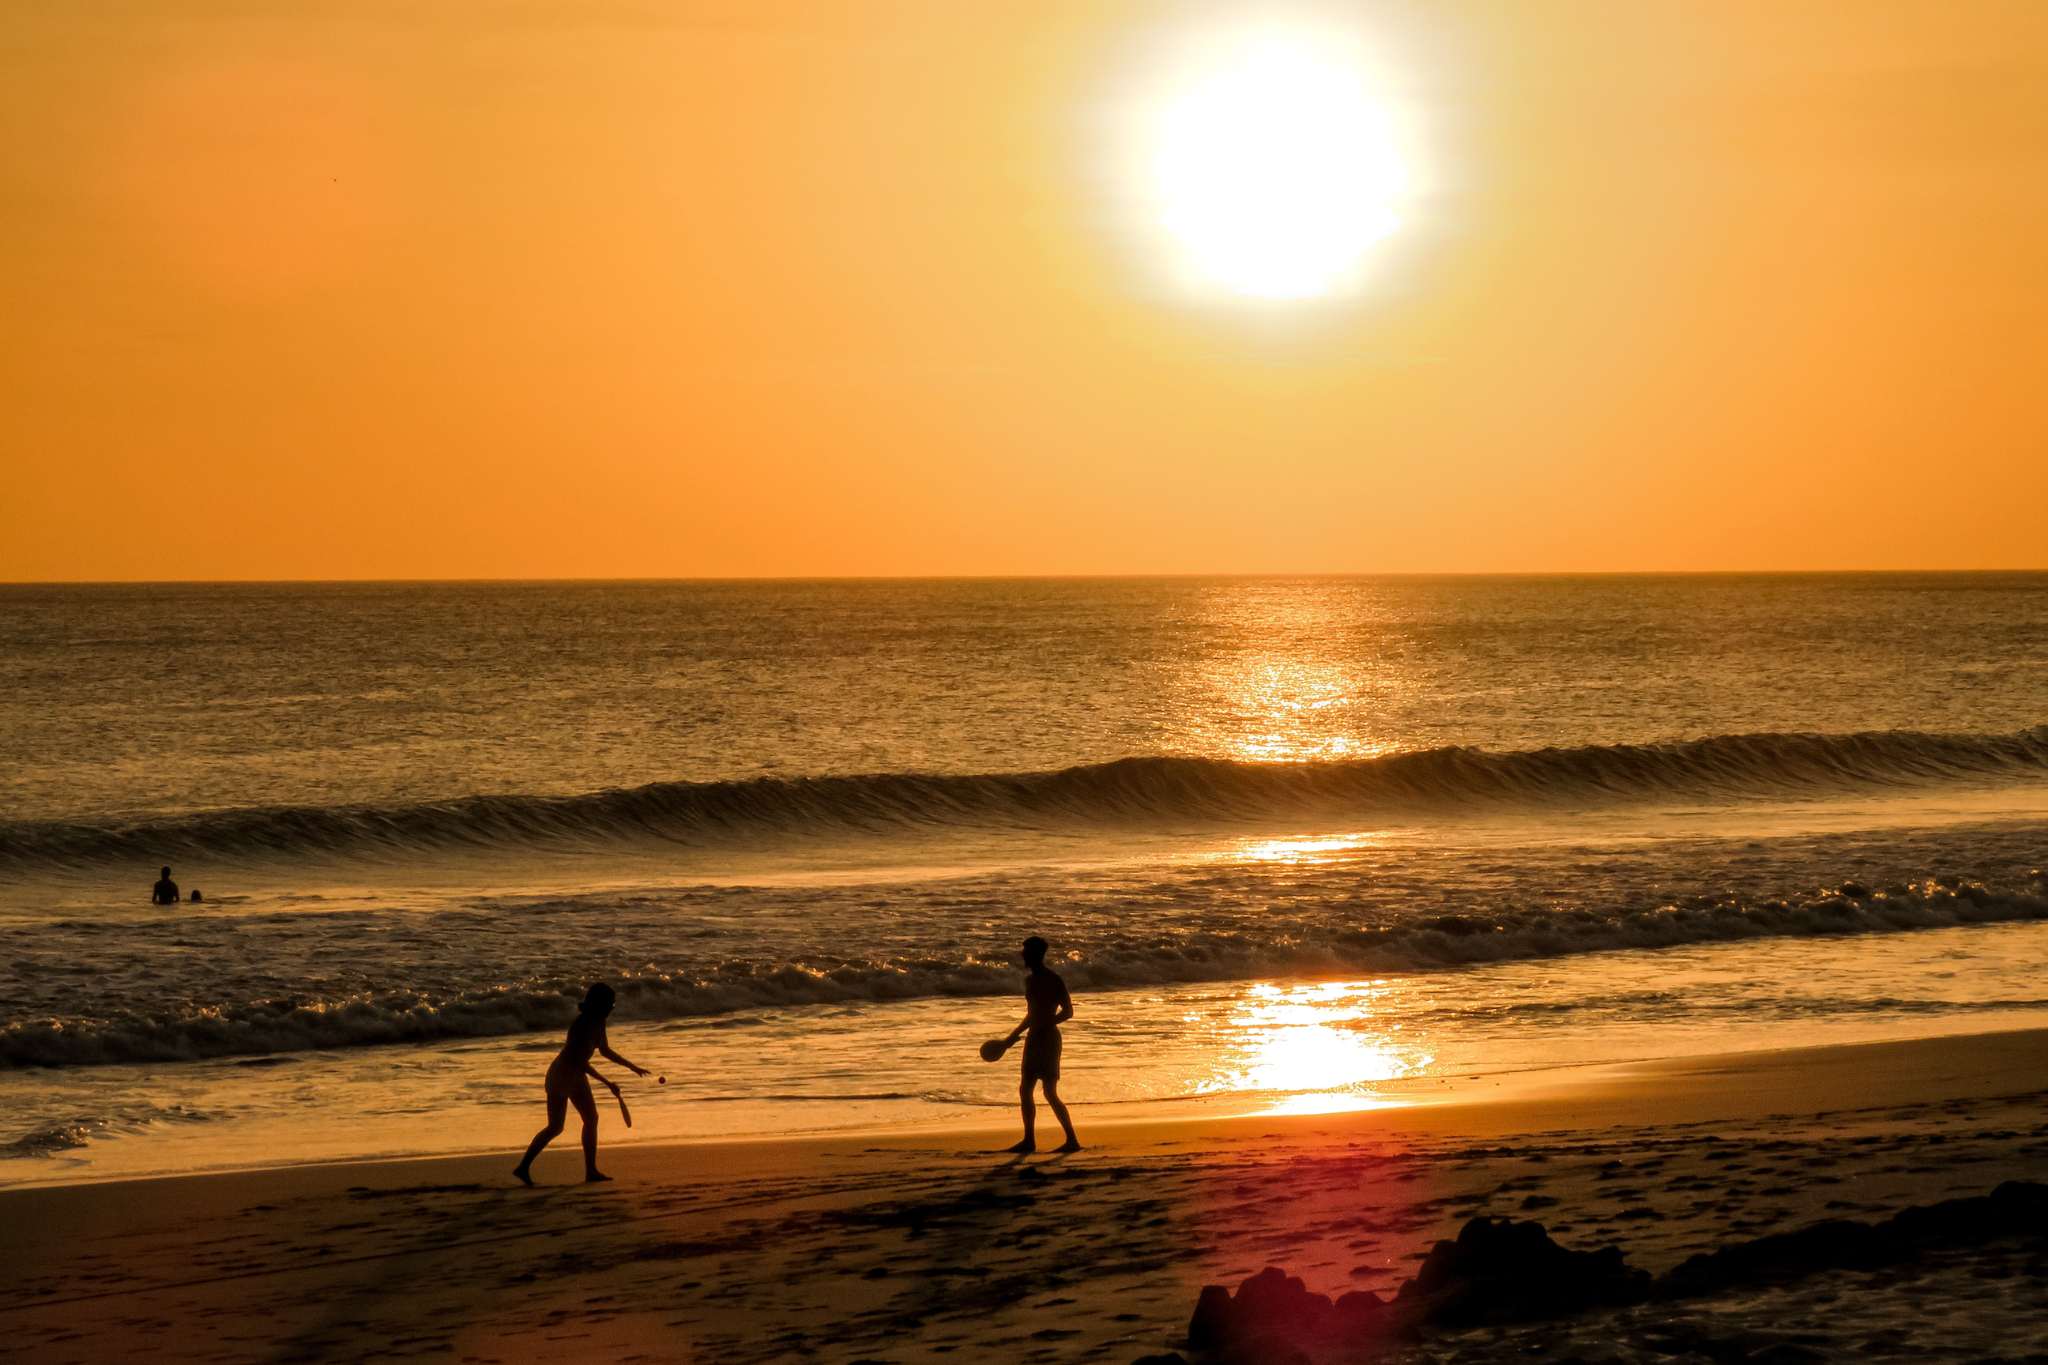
xmin=7 ymin=573 xmax=2047 ymax=823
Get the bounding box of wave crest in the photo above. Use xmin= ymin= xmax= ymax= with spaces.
xmin=4 ymin=727 xmax=2045 ymax=869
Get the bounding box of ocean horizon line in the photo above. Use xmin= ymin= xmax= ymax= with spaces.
xmin=6 ymin=567 xmax=2048 ymax=589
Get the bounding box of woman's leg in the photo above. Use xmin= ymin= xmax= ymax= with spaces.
xmin=568 ymin=1079 xmax=605 ymax=1180
xmin=514 ymin=1089 xmax=569 ymax=1183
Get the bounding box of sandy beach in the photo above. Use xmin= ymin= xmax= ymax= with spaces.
xmin=4 ymin=1028 xmax=2044 ymax=1363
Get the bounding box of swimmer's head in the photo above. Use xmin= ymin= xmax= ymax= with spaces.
xmin=161 ymin=866 xmax=172 ymax=878
xmin=1021 ymin=936 xmax=1048 ymax=967
xmin=580 ymin=983 xmax=617 ymax=1016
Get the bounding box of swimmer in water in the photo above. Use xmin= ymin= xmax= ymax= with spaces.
xmin=513 ymin=983 xmax=649 ymax=1185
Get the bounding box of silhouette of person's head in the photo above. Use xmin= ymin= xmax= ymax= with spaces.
xmin=161 ymin=866 xmax=172 ymax=879
xmin=580 ymin=983 xmax=617 ymax=1017
xmin=1022 ymin=935 xmax=1048 ymax=968
xmin=189 ymin=888 xmax=203 ymax=902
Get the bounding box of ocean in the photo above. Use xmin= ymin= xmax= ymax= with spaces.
xmin=3 ymin=574 xmax=2046 ymax=1183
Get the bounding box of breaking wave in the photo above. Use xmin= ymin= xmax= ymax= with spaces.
xmin=5 ymin=876 xmax=2043 ymax=1068
xmin=5 ymin=726 xmax=2046 ymax=869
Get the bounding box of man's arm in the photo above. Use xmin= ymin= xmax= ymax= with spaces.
xmin=1055 ymin=978 xmax=1074 ymax=1026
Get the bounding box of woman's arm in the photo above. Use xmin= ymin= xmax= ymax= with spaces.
xmin=598 ymin=1044 xmax=648 ymax=1076
xmin=596 ymin=1023 xmax=648 ymax=1076
xmin=585 ymin=1063 xmax=617 ymax=1092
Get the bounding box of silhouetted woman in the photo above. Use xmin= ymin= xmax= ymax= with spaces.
xmin=514 ymin=983 xmax=648 ymax=1185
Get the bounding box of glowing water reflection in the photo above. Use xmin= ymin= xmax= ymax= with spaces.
xmin=1195 ymin=979 xmax=1430 ymax=1114
xmin=1167 ymin=583 xmax=1407 ymax=765
xmin=1228 ymin=831 xmax=1384 ymax=865
xmin=1203 ymin=655 xmax=1389 ymax=763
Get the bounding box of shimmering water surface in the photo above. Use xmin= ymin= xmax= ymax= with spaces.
xmin=2 ymin=575 xmax=2045 ymax=1183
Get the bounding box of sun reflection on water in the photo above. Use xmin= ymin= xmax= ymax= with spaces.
xmin=1228 ymin=831 xmax=1384 ymax=865
xmin=1167 ymin=584 xmax=1408 ymax=766
xmin=1195 ymin=979 xmax=1429 ymax=1115
xmin=1208 ymin=656 xmax=1392 ymax=763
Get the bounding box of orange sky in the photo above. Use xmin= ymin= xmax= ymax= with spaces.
xmin=3 ymin=0 xmax=2043 ymax=580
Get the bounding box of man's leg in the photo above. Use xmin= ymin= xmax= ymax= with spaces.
xmin=1043 ymin=1078 xmax=1080 ymax=1150
xmin=1011 ymin=1076 xmax=1037 ymax=1152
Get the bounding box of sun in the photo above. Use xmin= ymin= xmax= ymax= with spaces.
xmin=1125 ymin=20 xmax=1411 ymax=302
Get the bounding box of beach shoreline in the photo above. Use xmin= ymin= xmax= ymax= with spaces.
xmin=6 ymin=1026 xmax=2043 ymax=1362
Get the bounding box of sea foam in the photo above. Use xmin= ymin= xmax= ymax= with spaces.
xmin=5 ymin=875 xmax=2041 ymax=1068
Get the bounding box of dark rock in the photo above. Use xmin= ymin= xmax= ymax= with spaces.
xmin=1889 ymin=1179 xmax=2047 ymax=1243
xmin=1187 ymin=1285 xmax=1236 ymax=1350
xmin=1233 ymin=1267 xmax=1332 ymax=1331
xmin=1223 ymin=1335 xmax=1310 ymax=1365
xmin=1749 ymin=1345 xmax=1830 ymax=1365
xmin=1332 ymin=1290 xmax=1386 ymax=1332
xmin=1663 ymin=1181 xmax=2048 ymax=1296
xmin=1176 ymin=1183 xmax=2048 ymax=1359
xmin=1188 ymin=1268 xmax=1329 ymax=1349
xmin=1663 ymin=1219 xmax=1877 ymax=1293
xmin=1186 ymin=1268 xmax=1384 ymax=1361
xmin=1397 ymin=1216 xmax=1651 ymax=1326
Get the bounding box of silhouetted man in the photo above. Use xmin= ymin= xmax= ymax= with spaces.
xmin=1000 ymin=935 xmax=1081 ymax=1153
xmin=151 ymin=866 xmax=179 ymax=906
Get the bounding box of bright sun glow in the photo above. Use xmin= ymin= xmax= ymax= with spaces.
xmin=1133 ymin=21 xmax=1410 ymax=300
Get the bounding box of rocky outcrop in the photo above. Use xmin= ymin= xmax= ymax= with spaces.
xmin=1176 ymin=1182 xmax=2048 ymax=1363
xmin=1184 ymin=1217 xmax=1644 ymax=1360
xmin=1395 ymin=1214 xmax=1652 ymax=1326
xmin=1661 ymin=1179 xmax=2048 ymax=1295
xmin=1186 ymin=1268 xmax=1390 ymax=1361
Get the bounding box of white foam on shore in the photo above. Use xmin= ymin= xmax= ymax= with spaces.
xmin=6 ymin=920 xmax=2048 ymax=1189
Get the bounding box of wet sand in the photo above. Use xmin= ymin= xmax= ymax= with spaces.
xmin=3 ymin=1029 xmax=2045 ymax=1363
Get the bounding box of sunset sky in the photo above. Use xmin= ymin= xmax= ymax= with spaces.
xmin=3 ymin=0 xmax=2043 ymax=580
